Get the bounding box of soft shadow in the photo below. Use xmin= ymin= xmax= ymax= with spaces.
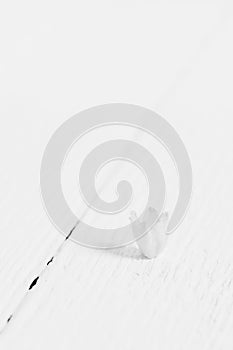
xmin=105 ymin=245 xmax=147 ymax=260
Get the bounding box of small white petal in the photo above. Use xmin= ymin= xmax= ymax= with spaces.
xmin=130 ymin=208 xmax=169 ymax=259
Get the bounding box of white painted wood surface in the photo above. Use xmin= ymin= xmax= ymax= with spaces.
xmin=1 ymin=1 xmax=233 ymax=349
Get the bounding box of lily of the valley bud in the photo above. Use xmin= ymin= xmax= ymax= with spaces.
xmin=130 ymin=207 xmax=169 ymax=259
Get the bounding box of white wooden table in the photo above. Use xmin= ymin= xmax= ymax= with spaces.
xmin=1 ymin=1 xmax=233 ymax=349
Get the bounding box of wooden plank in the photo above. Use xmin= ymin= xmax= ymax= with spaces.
xmin=0 ymin=2 xmax=233 ymax=349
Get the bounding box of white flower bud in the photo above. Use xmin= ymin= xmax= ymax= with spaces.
xmin=130 ymin=208 xmax=169 ymax=259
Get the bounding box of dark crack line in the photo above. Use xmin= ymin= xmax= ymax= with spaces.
xmin=0 ymin=166 xmax=133 ymax=333
xmin=28 ymin=276 xmax=40 ymax=290
xmin=0 ymin=220 xmax=80 ymax=334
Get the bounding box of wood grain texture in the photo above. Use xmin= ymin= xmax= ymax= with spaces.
xmin=0 ymin=1 xmax=233 ymax=349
